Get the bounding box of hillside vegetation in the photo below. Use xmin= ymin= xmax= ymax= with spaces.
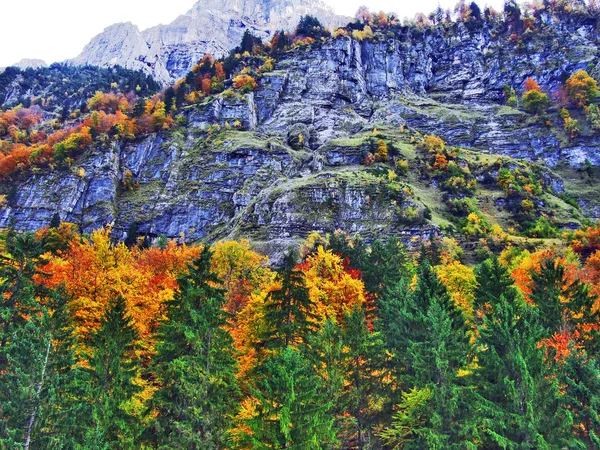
xmin=2 ymin=1 xmax=600 ymax=447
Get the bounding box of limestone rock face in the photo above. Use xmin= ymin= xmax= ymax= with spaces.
xmin=10 ymin=59 xmax=48 ymax=70
xmin=70 ymin=22 xmax=172 ymax=85
xmin=5 ymin=17 xmax=600 ymax=255
xmin=72 ymin=0 xmax=348 ymax=84
xmin=1 ymin=59 xmax=48 ymax=73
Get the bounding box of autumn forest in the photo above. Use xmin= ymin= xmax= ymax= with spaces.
xmin=0 ymin=220 xmax=599 ymax=449
xmin=4 ymin=1 xmax=600 ymax=448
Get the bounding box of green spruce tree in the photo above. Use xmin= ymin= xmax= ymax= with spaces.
xmin=560 ymin=350 xmax=600 ymax=448
xmin=379 ymin=261 xmax=473 ymax=448
xmin=262 ymin=249 xmax=317 ymax=350
xmin=81 ymin=296 xmax=142 ymax=449
xmin=339 ymin=307 xmax=387 ymax=450
xmin=0 ymin=231 xmax=52 ymax=448
xmin=529 ymin=258 xmax=595 ymax=335
xmin=472 ymin=294 xmax=577 ymax=449
xmin=34 ymin=288 xmax=89 ymax=449
xmin=474 ymin=256 xmax=519 ymax=309
xmin=305 ymin=319 xmax=345 ymax=419
xmin=328 ymin=234 xmax=411 ymax=299
xmin=244 ymin=346 xmax=337 ymax=449
xmin=150 ymin=248 xmax=240 ymax=449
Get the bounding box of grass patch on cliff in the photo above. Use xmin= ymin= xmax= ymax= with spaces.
xmin=402 ymin=97 xmax=485 ymax=123
xmin=118 ymin=180 xmax=165 ymax=215
xmin=553 ymin=164 xmax=600 ymax=217
xmin=209 ymin=131 xmax=272 ymax=152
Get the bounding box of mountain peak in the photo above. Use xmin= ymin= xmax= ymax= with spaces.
xmin=9 ymin=58 xmax=48 ymax=70
xmin=72 ymin=0 xmax=348 ymax=84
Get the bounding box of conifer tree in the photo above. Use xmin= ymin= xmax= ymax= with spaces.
xmin=474 ymin=256 xmax=518 ymax=308
xmin=151 ymin=248 xmax=240 ymax=449
xmin=81 ymin=296 xmax=142 ymax=449
xmin=377 ymin=278 xmax=412 ymax=394
xmin=262 ymin=249 xmax=317 ymax=349
xmin=0 ymin=231 xmax=50 ymax=447
xmin=560 ymin=350 xmax=600 ymax=448
xmin=0 ymin=230 xmax=86 ymax=449
xmin=339 ymin=307 xmax=387 ymax=450
xmin=529 ymin=259 xmax=595 ymax=335
xmin=244 ymin=346 xmax=337 ymax=449
xmin=305 ymin=319 xmax=345 ymax=415
xmin=34 ymin=288 xmax=88 ymax=449
xmin=328 ymin=234 xmax=411 ymax=299
xmin=0 ymin=231 xmax=45 ymax=362
xmin=366 ymin=237 xmax=411 ymax=299
xmin=472 ymin=294 xmax=577 ymax=449
xmin=379 ymin=261 xmax=473 ymax=448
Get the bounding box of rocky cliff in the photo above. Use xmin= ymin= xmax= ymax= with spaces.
xmin=71 ymin=0 xmax=348 ymax=84
xmin=4 ymin=15 xmax=600 ymax=254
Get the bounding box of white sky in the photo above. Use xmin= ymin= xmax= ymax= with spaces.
xmin=0 ymin=0 xmax=505 ymax=68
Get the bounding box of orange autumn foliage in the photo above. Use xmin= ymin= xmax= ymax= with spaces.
xmin=432 ymin=153 xmax=449 ymax=171
xmin=580 ymin=249 xmax=600 ymax=311
xmin=210 ymin=239 xmax=275 ymax=315
xmin=565 ymin=70 xmax=599 ymax=108
xmin=233 ymin=284 xmax=275 ymax=378
xmin=0 ymin=106 xmax=43 ymax=138
xmin=538 ymin=330 xmax=579 ymax=363
xmin=87 ymin=91 xmax=133 ymax=113
xmin=509 ymin=249 xmax=580 ymax=302
xmin=232 ymin=74 xmax=257 ymax=91
xmin=201 ymin=77 xmax=212 ymax=95
xmin=37 ymin=227 xmax=200 ymax=358
xmin=0 ymin=143 xmax=33 ymax=176
xmin=0 ymin=94 xmax=169 ymax=180
xmin=567 ymin=221 xmax=600 ymax=256
xmin=524 ymin=77 xmax=541 ymax=92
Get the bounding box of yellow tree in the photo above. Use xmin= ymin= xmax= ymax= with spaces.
xmin=210 ymin=239 xmax=274 ymax=315
xmin=300 ymin=245 xmax=367 ymax=324
xmin=435 ymin=260 xmax=476 ymax=319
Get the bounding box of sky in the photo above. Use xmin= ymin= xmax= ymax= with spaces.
xmin=0 ymin=0 xmax=505 ymax=68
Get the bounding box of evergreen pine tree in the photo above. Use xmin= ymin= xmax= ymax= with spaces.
xmin=262 ymin=249 xmax=317 ymax=350
xmin=364 ymin=238 xmax=411 ymax=299
xmin=0 ymin=229 xmax=86 ymax=449
xmin=305 ymin=319 xmax=345 ymax=416
xmin=244 ymin=346 xmax=337 ymax=449
xmin=150 ymin=248 xmax=240 ymax=449
xmin=0 ymin=231 xmax=50 ymax=447
xmin=49 ymin=212 xmax=61 ymax=229
xmin=339 ymin=307 xmax=387 ymax=450
xmin=34 ymin=288 xmax=89 ymax=449
xmin=529 ymin=258 xmax=595 ymax=335
xmin=560 ymin=350 xmax=600 ymax=448
xmin=81 ymin=296 xmax=142 ymax=449
xmin=379 ymin=261 xmax=473 ymax=448
xmin=377 ymin=278 xmax=412 ymax=400
xmin=328 ymin=234 xmax=411 ymax=299
xmin=474 ymin=256 xmax=518 ymax=309
xmin=472 ymin=294 xmax=577 ymax=449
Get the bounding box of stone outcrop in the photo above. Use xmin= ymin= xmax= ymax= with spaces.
xmin=71 ymin=0 xmax=348 ymax=84
xmin=4 ymin=17 xmax=600 ymax=254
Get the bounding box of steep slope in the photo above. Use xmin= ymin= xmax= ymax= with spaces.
xmin=71 ymin=0 xmax=348 ymax=84
xmin=0 ymin=64 xmax=160 ymax=117
xmin=3 ymin=13 xmax=600 ymax=255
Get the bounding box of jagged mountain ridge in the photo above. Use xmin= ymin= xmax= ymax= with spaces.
xmin=70 ymin=0 xmax=348 ymax=84
xmin=3 ymin=12 xmax=600 ymax=256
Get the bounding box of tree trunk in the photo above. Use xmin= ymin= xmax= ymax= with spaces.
xmin=24 ymin=338 xmax=51 ymax=450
